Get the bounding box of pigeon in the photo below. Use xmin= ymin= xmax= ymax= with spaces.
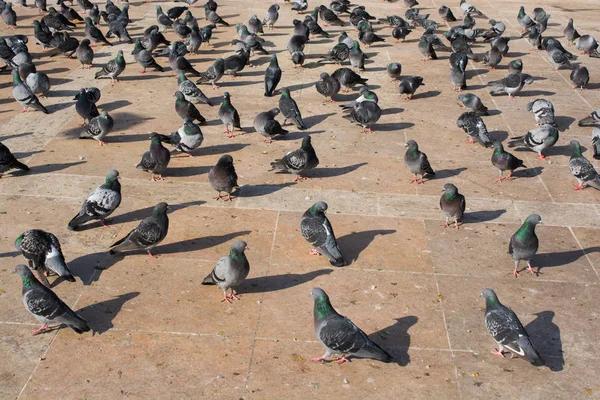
xmin=248 ymin=14 xmax=263 ymax=34
xmin=162 ymin=119 xmax=203 ymax=157
xmin=457 ymin=112 xmax=492 ymax=147
xmin=508 ymin=125 xmax=559 ymax=160
xmin=318 ymin=5 xmax=344 ymax=26
xmin=172 ymin=19 xmax=192 ymax=39
xmin=564 ymin=18 xmax=580 ymax=46
xmin=291 ymin=51 xmax=305 ymax=67
xmin=292 ymin=0 xmax=307 ymax=13
xmin=481 ymin=288 xmax=544 ymax=366
xmin=358 ymin=25 xmax=385 ymax=48
xmin=491 ymin=141 xmax=526 ymax=182
xmin=223 ymin=49 xmax=250 ymax=77
xmin=178 ymin=73 xmax=212 ymax=105
xmin=301 ymin=202 xmax=345 ymax=267
xmin=15 ymin=230 xmax=76 ymax=287
xmin=310 ymin=288 xmax=391 ymax=363
xmin=33 ymin=20 xmax=53 ymax=50
xmin=209 ymin=154 xmax=238 ymax=201
xmin=570 ymin=65 xmax=589 ymax=90
xmin=74 ymin=87 xmax=99 ymax=125
xmin=199 ymin=23 xmax=217 ymax=45
xmin=517 ymin=6 xmax=535 ymax=32
xmin=156 ymin=5 xmax=173 ymax=31
xmin=547 ymin=48 xmax=573 ymax=70
xmin=254 ymin=108 xmax=288 ymax=143
xmin=315 ymin=72 xmax=341 ymax=103
xmin=405 ymin=0 xmax=418 ymax=7
xmin=85 ymin=17 xmax=112 ymax=47
xmin=2 ymin=2 xmax=17 ymax=29
xmin=532 ymin=8 xmax=547 ymax=23
xmin=76 ymin=0 xmax=93 ymax=13
xmin=482 ymin=19 xmax=506 ymax=41
xmin=348 ymin=41 xmax=365 ymax=70
xmin=94 ymin=49 xmax=125 ymax=83
xmin=482 ymin=46 xmax=503 ymax=70
xmin=0 ymin=141 xmax=29 ymax=178
xmin=319 ymin=43 xmax=349 ymax=65
xmin=80 ymin=110 xmax=114 ymax=145
xmin=399 ymin=76 xmax=424 ymax=100
xmin=460 ymin=0 xmax=482 ymax=16
xmin=305 ymin=16 xmax=329 ymax=39
xmin=438 ymin=5 xmax=456 ymax=22
xmin=569 ymin=140 xmax=600 ymax=191
xmin=575 ymin=35 xmax=600 ymax=58
xmin=270 ymin=135 xmax=319 ymax=181
xmin=25 ymin=68 xmax=50 ymax=98
xmin=68 ymin=170 xmax=121 ymax=230
xmin=77 ymin=87 xmax=101 ymax=104
xmin=578 ymin=108 xmax=600 ymax=127
xmin=264 ymin=54 xmax=281 ymax=97
xmin=174 ymin=91 xmax=206 ymax=124
xmin=136 ymin=133 xmax=171 ymax=181
xmin=202 ymin=241 xmax=250 ymax=303
xmin=76 ymin=38 xmax=94 ymax=69
xmin=404 ymin=140 xmax=435 ymax=184
xmin=167 ymin=6 xmax=188 ymax=19
xmin=592 ymin=128 xmax=600 ymax=160
xmin=508 ymin=214 xmax=542 ymax=276
xmin=218 ymin=92 xmax=241 ymax=138
xmin=47 ymin=31 xmax=79 ymax=58
xmin=488 ymin=73 xmax=533 ymax=98
xmin=418 ymin=36 xmax=438 ymax=62
xmin=109 ymin=202 xmax=169 ymax=257
xmin=339 ymin=86 xmax=378 ymax=110
xmin=107 ymin=14 xmax=133 ymax=44
xmin=130 ymin=40 xmax=163 ymax=74
xmin=287 ymin=33 xmax=307 ymax=55
xmin=450 ymin=54 xmax=467 ymax=92
xmin=343 ymin=97 xmax=381 ymax=134
xmin=204 ymin=0 xmax=217 ymax=12
xmin=186 ymin=26 xmax=202 ymax=54
xmin=387 ymin=62 xmax=402 ymax=82
xmin=440 ymin=183 xmax=465 ymax=229
xmin=13 ymin=264 xmax=89 ymax=336
xmin=508 ymin=59 xmax=523 ymax=75
xmin=169 ymin=43 xmax=201 ymax=77
xmin=12 ymin=70 xmax=48 ymax=114
xmin=392 ymin=26 xmax=412 ymax=42
xmin=332 ymin=67 xmax=367 ymax=93
xmin=534 ymin=13 xmax=550 ymax=34
xmin=43 ymin=7 xmax=75 ymax=32
xmin=457 ymin=93 xmax=488 ymax=116
xmin=526 ymin=99 xmax=555 ymax=127
xmin=205 ymin=5 xmax=229 ymax=27
xmin=490 ymin=36 xmax=510 ymax=55
xmin=263 ymin=3 xmax=279 ymax=29
xmin=196 ymin=58 xmax=224 ymax=89
xmin=279 ymin=87 xmax=305 ymax=130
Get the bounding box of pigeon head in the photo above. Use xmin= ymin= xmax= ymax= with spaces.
xmin=310 ymin=287 xmax=327 ymax=300
xmin=11 ymin=70 xmax=22 ymax=83
xmin=268 ymin=108 xmax=281 ymax=117
xmin=363 ymin=91 xmax=376 ymax=101
xmin=177 ymin=73 xmax=188 ymax=85
xmin=525 ymin=214 xmax=542 ymax=226
xmin=491 ymin=141 xmax=504 ymax=152
xmin=174 ymin=91 xmax=185 ymax=101
xmin=523 ymin=74 xmax=534 ymax=85
xmin=230 ymin=240 xmax=249 ymax=257
xmin=85 ymin=17 xmax=93 ymax=25
xmin=106 ymin=169 xmax=119 ymax=183
xmin=153 ymin=202 xmax=169 ymax=216
xmin=216 ymin=154 xmax=234 ymax=167
xmin=14 ymin=233 xmax=24 ymax=250
xmin=149 ymin=132 xmax=162 ymax=143
xmin=319 ymin=72 xmax=329 ymax=80
xmin=269 ymin=54 xmax=279 ymax=66
xmin=291 ymin=51 xmax=304 ymax=65
xmin=480 ymin=288 xmax=500 ymax=306
xmin=156 ymin=5 xmax=163 ymax=12
xmin=308 ymin=201 xmax=328 ymax=216
xmin=81 ymin=39 xmax=91 ymax=47
xmin=280 ymin=87 xmax=290 ymax=97
xmin=570 ymin=139 xmax=582 ymax=156
xmin=404 ymin=140 xmax=419 ymax=151
xmin=388 ymin=62 xmax=401 ymax=72
xmin=116 ymin=50 xmax=124 ymax=60
xmin=310 ymin=288 xmax=335 ymax=318
xmin=222 ymin=91 xmax=231 ymax=101
xmin=301 ymin=135 xmax=312 ymax=149
xmin=442 ymin=183 xmax=459 ymax=197
xmin=13 ymin=264 xmax=34 ymax=279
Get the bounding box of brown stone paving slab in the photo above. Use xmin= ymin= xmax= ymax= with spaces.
xmin=271 ymin=211 xmax=432 ymax=272
xmin=570 ymin=228 xmax=600 ymax=279
xmin=424 ymin=219 xmax=598 ymax=283
xmin=19 ymin=330 xmax=252 ymax=399
xmin=514 ymin=200 xmax=600 ymax=228
xmin=245 ymin=340 xmax=459 ymax=400
xmin=0 ymin=324 xmax=55 ymax=399
xmin=255 ymin=265 xmax=448 ymax=350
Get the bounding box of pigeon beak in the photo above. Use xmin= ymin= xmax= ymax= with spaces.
xmin=403 ymin=143 xmax=408 ymax=147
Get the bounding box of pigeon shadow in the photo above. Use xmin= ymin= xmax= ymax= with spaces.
xmin=100 ymin=99 xmax=133 ymax=112
xmin=70 ymin=251 xmax=125 ymax=285
xmin=167 ymin=165 xmax=212 ymax=177
xmin=536 ymin=247 xmax=600 ymax=271
xmin=45 ymin=67 xmax=70 ymax=74
xmin=285 ymin=81 xmax=315 ymax=92
xmin=462 ymin=209 xmax=506 ymax=224
xmin=310 ymin=162 xmax=368 ymax=179
xmin=486 ymin=109 xmax=502 ymax=116
xmin=0 ymin=250 xmax=20 ymax=258
xmin=13 ymin=150 xmax=44 ymax=159
xmin=381 ymin=107 xmax=404 ymax=116
xmin=0 ymin=131 xmax=33 ymax=142
xmin=78 ymin=292 xmax=140 ymax=335
xmin=46 ymin=101 xmax=75 ymax=113
xmin=518 ymin=90 xmax=556 ymax=97
xmin=49 ymin=89 xmax=79 ymax=98
xmin=525 ymin=311 xmax=564 ymax=372
xmin=513 ymin=166 xmax=544 ymax=178
xmin=195 ymin=143 xmax=249 ymax=156
xmin=554 ymin=115 xmax=576 ymax=132
xmin=159 ymin=230 xmax=252 ymax=255
xmin=241 ymin=269 xmax=333 ymax=294
xmin=219 ymin=80 xmax=262 ymax=88
xmin=117 ymin=74 xmax=165 ymax=82
xmin=284 ymin=130 xmax=325 ymax=140
xmin=28 ymin=161 xmax=86 ymax=175
xmin=544 ymin=145 xmax=573 ymax=157
xmin=303 ymin=112 xmax=335 ymax=128
xmin=337 ymin=229 xmax=396 ymax=264
xmin=110 ymin=132 xmax=156 ymax=143
xmin=369 ymin=316 xmax=418 ymax=366
xmin=583 ymin=82 xmax=600 ymax=90
xmin=434 ymin=167 xmax=467 ymax=179
xmin=237 ymin=182 xmax=296 ymax=197
xmin=110 ymin=200 xmax=205 ymax=226
xmin=410 ymin=90 xmax=441 ymax=100
xmin=376 ymin=122 xmax=415 ymax=131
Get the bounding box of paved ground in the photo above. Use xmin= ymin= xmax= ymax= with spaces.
xmin=0 ymin=0 xmax=599 ymax=398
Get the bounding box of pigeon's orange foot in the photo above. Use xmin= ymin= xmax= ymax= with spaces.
xmin=573 ymin=184 xmax=584 ymax=191
xmin=31 ymin=325 xmax=50 ymax=336
xmin=334 ymin=356 xmax=349 ymax=364
xmin=308 ymin=249 xmax=321 ymax=256
xmin=491 ymin=349 xmax=505 ymax=358
xmin=310 ymin=357 xmax=325 ymax=363
xmin=537 ymin=154 xmax=549 ymax=160
xmin=527 ymin=264 xmax=540 ymax=276
xmin=147 ymin=250 xmax=159 ymax=258
xmin=510 ymin=269 xmax=520 ymax=278
xmin=221 ymin=295 xmax=233 ymax=303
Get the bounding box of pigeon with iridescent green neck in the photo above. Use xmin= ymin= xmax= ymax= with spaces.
xmin=300 ymin=201 xmax=345 ymax=267
xmin=68 ymin=170 xmax=121 ymax=230
xmin=80 ymin=110 xmax=114 ymax=145
xmin=14 ymin=264 xmax=89 ymax=336
xmin=387 ymin=62 xmax=402 ymax=82
xmin=481 ymin=288 xmax=544 ymax=366
xmin=178 ymin=73 xmax=213 ymax=106
xmin=94 ymin=49 xmax=126 ymax=83
xmin=12 ymin=70 xmax=48 ymax=114
xmin=264 ymin=54 xmax=281 ymax=97
xmin=440 ymin=183 xmax=465 ymax=229
xmin=136 ymin=133 xmax=171 ymax=181
xmin=507 ymin=125 xmax=559 ymax=161
xmin=270 ymin=135 xmax=319 ymax=181
xmin=0 ymin=141 xmax=29 ymax=177
xmin=109 ymin=202 xmax=169 ymax=257
xmin=404 ymin=140 xmax=435 ymax=184
xmin=218 ymin=92 xmax=241 ymax=138
xmin=162 ymin=119 xmax=203 ymax=157
xmin=310 ymin=288 xmax=392 ymax=364
xmin=202 ymin=241 xmax=250 ymax=303
xmin=508 ymin=214 xmax=542 ymax=277
xmin=569 ymin=140 xmax=600 ymax=191
xmin=491 ymin=141 xmax=526 ymax=182
xmin=457 ymin=93 xmax=488 ymax=116
xmin=457 ymin=112 xmax=492 ymax=147
xmin=279 ymin=87 xmax=305 ymax=130
xmin=132 ymin=39 xmax=163 ymax=73
xmin=175 ymin=91 xmax=206 ymax=124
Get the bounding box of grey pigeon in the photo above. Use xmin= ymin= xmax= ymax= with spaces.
xmin=270 ymin=135 xmax=319 ymax=181
xmin=107 ymin=14 xmax=133 ymax=44
xmin=218 ymin=92 xmax=241 ymax=138
xmin=570 ymin=66 xmax=589 ymax=90
xmin=481 ymin=288 xmax=544 ymax=365
xmin=399 ymin=76 xmax=424 ymax=100
xmin=80 ymin=110 xmax=114 ymax=145
xmin=569 ymin=140 xmax=600 ymax=191
xmin=564 ymin=18 xmax=580 ymax=46
xmin=178 ymin=73 xmax=212 ymax=105
xmin=482 ymin=46 xmax=503 ymax=70
xmin=301 ymin=202 xmax=345 ymax=267
xmin=169 ymin=43 xmax=201 ymax=77
xmin=488 ymin=73 xmax=533 ymax=98
xmin=592 ymin=128 xmax=600 ymax=160
xmin=460 ymin=0 xmax=482 ymax=15
xmin=440 ymin=183 xmax=465 ymax=228
xmin=318 ymin=43 xmax=349 ymax=65
xmin=248 ymin=14 xmax=263 ymax=34
xmin=339 ymin=86 xmax=379 ymax=110
xmin=136 ymin=133 xmax=171 ymax=181
xmin=292 ymin=0 xmax=307 ymax=13
xmin=77 ymin=87 xmax=101 ymax=104
xmin=309 ymin=288 xmax=391 ymax=363
xmin=132 ymin=39 xmax=163 ymax=73
xmin=404 ymin=140 xmax=435 ymax=183
xmin=85 ymin=17 xmax=112 ymax=47
xmin=0 ymin=141 xmax=29 ymax=178
xmin=517 ymin=6 xmax=534 ymax=32
xmin=547 ymin=48 xmax=573 ymax=70
xmin=186 ymin=26 xmax=202 ymax=54
xmin=279 ymin=87 xmax=305 ymax=130
xmin=2 ymin=2 xmax=17 ymax=29
xmin=450 ymin=55 xmax=467 ymax=92
xmin=68 ymin=170 xmax=121 ymax=230
xmin=508 ymin=214 xmax=542 ymax=276
xmin=94 ymin=49 xmax=125 ymax=83
xmin=491 ymin=141 xmax=526 ymax=182
xmin=508 ymin=125 xmax=559 ymax=160
xmin=392 ymin=26 xmax=412 ymax=42
xmin=202 ymin=241 xmax=250 ymax=303
xmin=253 ymin=108 xmax=288 ymax=143
xmin=263 ymin=3 xmax=279 ymax=29
xmin=508 ymin=59 xmax=523 ymax=75
xmin=109 ymin=202 xmax=169 ymax=257
xmin=74 ymin=87 xmax=99 ymax=125
xmin=457 ymin=112 xmax=492 ymax=147
xmin=167 ymin=6 xmax=188 ymax=19
xmin=358 ymin=24 xmax=384 ymax=48
xmin=490 ymin=36 xmax=510 ymax=55
xmin=76 ymin=38 xmax=94 ymax=69
xmin=332 ymin=67 xmax=367 ymax=93
xmin=291 ymin=51 xmax=305 ymax=68
xmin=162 ymin=119 xmax=203 ymax=157
xmin=387 ymin=62 xmax=402 ymax=82
xmin=338 ymin=32 xmax=354 ymax=49
xmin=457 ymin=93 xmax=488 ymax=116
xmin=12 ymin=70 xmax=48 ymax=114
xmin=174 ymin=91 xmax=206 ymax=124
xmin=264 ymin=54 xmax=281 ymax=97
xmin=209 ymin=154 xmax=238 ymax=201
xmin=578 ymin=108 xmax=600 ymax=127
xmin=196 ymin=58 xmax=224 ymax=89
xmin=575 ymin=35 xmax=600 ymax=58
xmin=205 ymin=5 xmax=229 ymax=27
xmin=223 ymin=49 xmax=250 ymax=77
xmin=25 ymin=68 xmax=50 ymax=98
xmin=343 ymin=96 xmax=381 ymax=134
xmin=315 ymin=72 xmax=340 ymax=102
xmin=526 ymin=99 xmax=555 ymax=127
xmin=15 ymin=230 xmax=76 ymax=287
xmin=46 ymin=31 xmax=78 ymax=59
xmin=318 ymin=5 xmax=344 ymax=26
xmin=156 ymin=5 xmax=173 ymax=31
xmin=13 ymin=264 xmax=89 ymax=335
xmin=438 ymin=6 xmax=456 ymax=22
